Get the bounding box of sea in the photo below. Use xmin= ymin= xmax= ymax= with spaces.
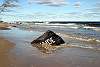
xmin=0 ymin=22 xmax=100 ymax=51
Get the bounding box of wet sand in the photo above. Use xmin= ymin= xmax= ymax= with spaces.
xmin=0 ymin=37 xmax=100 ymax=67
xmin=0 ymin=37 xmax=14 ymax=49
xmin=0 ymin=37 xmax=15 ymax=67
xmin=0 ymin=23 xmax=100 ymax=67
xmin=0 ymin=23 xmax=14 ymax=67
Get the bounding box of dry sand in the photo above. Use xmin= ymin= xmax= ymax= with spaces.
xmin=0 ymin=23 xmax=11 ymax=30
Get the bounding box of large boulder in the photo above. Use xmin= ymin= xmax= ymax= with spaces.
xmin=31 ymin=30 xmax=65 ymax=46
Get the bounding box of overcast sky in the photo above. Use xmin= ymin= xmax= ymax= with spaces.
xmin=0 ymin=0 xmax=100 ymax=21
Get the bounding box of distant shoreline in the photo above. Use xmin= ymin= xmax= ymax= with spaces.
xmin=49 ymin=22 xmax=100 ymax=27
xmin=9 ymin=21 xmax=100 ymax=27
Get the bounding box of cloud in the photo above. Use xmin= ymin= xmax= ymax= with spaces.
xmin=73 ymin=1 xmax=81 ymax=8
xmin=84 ymin=2 xmax=100 ymax=17
xmin=28 ymin=0 xmax=67 ymax=6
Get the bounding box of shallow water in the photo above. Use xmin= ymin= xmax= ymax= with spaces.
xmin=19 ymin=24 xmax=100 ymax=50
xmin=0 ymin=27 xmax=100 ymax=67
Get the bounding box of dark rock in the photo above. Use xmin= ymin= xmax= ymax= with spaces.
xmin=31 ymin=30 xmax=65 ymax=46
xmin=12 ymin=25 xmax=17 ymax=27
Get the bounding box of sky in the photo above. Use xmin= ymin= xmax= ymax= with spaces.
xmin=0 ymin=0 xmax=100 ymax=21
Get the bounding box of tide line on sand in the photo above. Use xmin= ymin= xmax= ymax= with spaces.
xmin=0 ymin=37 xmax=15 ymax=51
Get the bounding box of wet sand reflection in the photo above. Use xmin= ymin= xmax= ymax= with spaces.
xmin=32 ymin=43 xmax=72 ymax=54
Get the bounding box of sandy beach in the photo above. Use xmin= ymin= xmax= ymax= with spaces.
xmin=0 ymin=37 xmax=14 ymax=50
xmin=0 ymin=23 xmax=14 ymax=51
xmin=0 ymin=37 xmax=15 ymax=67
xmin=0 ymin=23 xmax=100 ymax=67
xmin=0 ymin=23 xmax=14 ymax=67
xmin=0 ymin=23 xmax=11 ymax=30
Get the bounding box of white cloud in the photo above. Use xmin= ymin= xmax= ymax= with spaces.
xmin=73 ymin=1 xmax=81 ymax=8
xmin=84 ymin=2 xmax=100 ymax=17
xmin=28 ymin=0 xmax=67 ymax=6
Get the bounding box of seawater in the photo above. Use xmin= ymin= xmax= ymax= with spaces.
xmin=0 ymin=25 xmax=100 ymax=51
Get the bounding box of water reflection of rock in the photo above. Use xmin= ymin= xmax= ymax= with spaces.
xmin=32 ymin=43 xmax=65 ymax=54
